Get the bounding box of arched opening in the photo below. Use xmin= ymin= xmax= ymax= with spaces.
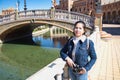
xmin=112 ymin=11 xmax=116 ymax=24
xmin=103 ymin=12 xmax=105 ymax=20
xmin=103 ymin=12 xmax=106 ymax=23
xmin=118 ymin=10 xmax=120 ymax=24
xmin=107 ymin=12 xmax=111 ymax=24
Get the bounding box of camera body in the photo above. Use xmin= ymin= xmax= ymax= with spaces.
xmin=72 ymin=64 xmax=82 ymax=73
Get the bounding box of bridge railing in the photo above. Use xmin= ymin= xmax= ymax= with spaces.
xmin=0 ymin=9 xmax=51 ymax=23
xmin=18 ymin=9 xmax=51 ymax=19
xmin=55 ymin=9 xmax=94 ymax=28
xmin=0 ymin=9 xmax=94 ymax=29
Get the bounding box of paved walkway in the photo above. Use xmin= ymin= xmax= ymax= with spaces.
xmin=89 ymin=36 xmax=120 ymax=80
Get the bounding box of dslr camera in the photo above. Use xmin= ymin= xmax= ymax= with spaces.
xmin=72 ymin=64 xmax=82 ymax=73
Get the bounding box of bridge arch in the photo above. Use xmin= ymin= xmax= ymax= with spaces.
xmin=0 ymin=9 xmax=94 ymax=43
xmin=0 ymin=18 xmax=75 ymax=42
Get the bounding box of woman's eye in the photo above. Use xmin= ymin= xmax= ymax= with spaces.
xmin=75 ymin=27 xmax=82 ymax=29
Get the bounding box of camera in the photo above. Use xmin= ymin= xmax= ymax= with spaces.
xmin=72 ymin=64 xmax=82 ymax=73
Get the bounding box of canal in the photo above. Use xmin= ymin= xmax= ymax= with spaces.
xmin=0 ymin=26 xmax=72 ymax=80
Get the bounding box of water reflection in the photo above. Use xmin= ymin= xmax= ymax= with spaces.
xmin=33 ymin=36 xmax=69 ymax=48
xmin=6 ymin=35 xmax=36 ymax=45
xmin=32 ymin=26 xmax=72 ymax=48
xmin=0 ymin=26 xmax=72 ymax=80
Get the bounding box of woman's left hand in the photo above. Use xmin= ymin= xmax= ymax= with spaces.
xmin=79 ymin=67 xmax=86 ymax=74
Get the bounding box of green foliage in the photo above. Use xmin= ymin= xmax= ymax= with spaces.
xmin=42 ymin=31 xmax=50 ymax=37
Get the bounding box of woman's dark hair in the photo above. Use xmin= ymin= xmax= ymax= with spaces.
xmin=74 ymin=20 xmax=86 ymax=30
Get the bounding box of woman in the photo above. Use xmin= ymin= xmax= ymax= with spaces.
xmin=60 ymin=21 xmax=97 ymax=80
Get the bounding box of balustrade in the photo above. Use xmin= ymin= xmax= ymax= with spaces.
xmin=0 ymin=9 xmax=94 ymax=29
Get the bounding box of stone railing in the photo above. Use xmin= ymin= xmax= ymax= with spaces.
xmin=0 ymin=9 xmax=94 ymax=29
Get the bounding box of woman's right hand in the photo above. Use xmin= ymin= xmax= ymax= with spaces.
xmin=65 ymin=57 xmax=75 ymax=68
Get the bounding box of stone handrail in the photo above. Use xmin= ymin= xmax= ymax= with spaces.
xmin=0 ymin=9 xmax=94 ymax=29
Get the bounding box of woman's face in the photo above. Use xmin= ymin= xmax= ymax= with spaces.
xmin=73 ymin=23 xmax=85 ymax=37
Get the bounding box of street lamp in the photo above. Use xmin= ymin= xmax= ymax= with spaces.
xmin=24 ymin=0 xmax=27 ymax=11
xmin=95 ymin=0 xmax=102 ymax=13
xmin=24 ymin=0 xmax=27 ymax=16
xmin=95 ymin=0 xmax=103 ymax=31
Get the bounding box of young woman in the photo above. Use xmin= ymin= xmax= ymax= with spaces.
xmin=60 ymin=21 xmax=97 ymax=80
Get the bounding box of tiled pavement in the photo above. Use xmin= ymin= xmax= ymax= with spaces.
xmin=89 ymin=36 xmax=120 ymax=80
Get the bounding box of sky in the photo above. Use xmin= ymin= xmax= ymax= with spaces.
xmin=0 ymin=0 xmax=59 ymax=13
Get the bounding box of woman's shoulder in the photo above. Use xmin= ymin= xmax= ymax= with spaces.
xmin=68 ymin=36 xmax=74 ymax=42
xmin=87 ymin=39 xmax=94 ymax=47
xmin=65 ymin=36 xmax=74 ymax=45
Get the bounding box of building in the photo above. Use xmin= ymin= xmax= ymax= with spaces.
xmin=55 ymin=0 xmax=97 ymax=16
xmin=102 ymin=0 xmax=120 ymax=24
xmin=0 ymin=11 xmax=2 ymax=18
xmin=55 ymin=0 xmax=74 ymax=10
xmin=55 ymin=0 xmax=120 ymax=24
xmin=71 ymin=0 xmax=96 ymax=16
xmin=2 ymin=8 xmax=15 ymax=16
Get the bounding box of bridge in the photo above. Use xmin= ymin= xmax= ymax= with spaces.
xmin=0 ymin=9 xmax=94 ymax=43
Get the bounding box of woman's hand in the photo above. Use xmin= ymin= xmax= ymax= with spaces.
xmin=79 ymin=67 xmax=86 ymax=74
xmin=65 ymin=57 xmax=75 ymax=68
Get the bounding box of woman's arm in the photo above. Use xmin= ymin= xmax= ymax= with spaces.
xmin=60 ymin=39 xmax=75 ymax=68
xmin=60 ymin=42 xmax=69 ymax=61
xmin=84 ymin=40 xmax=97 ymax=71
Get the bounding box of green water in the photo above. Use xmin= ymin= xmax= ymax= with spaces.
xmin=0 ymin=43 xmax=59 ymax=80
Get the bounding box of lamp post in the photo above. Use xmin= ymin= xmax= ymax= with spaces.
xmin=24 ymin=0 xmax=27 ymax=17
xmin=96 ymin=0 xmax=102 ymax=13
xmin=95 ymin=0 xmax=103 ymax=31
